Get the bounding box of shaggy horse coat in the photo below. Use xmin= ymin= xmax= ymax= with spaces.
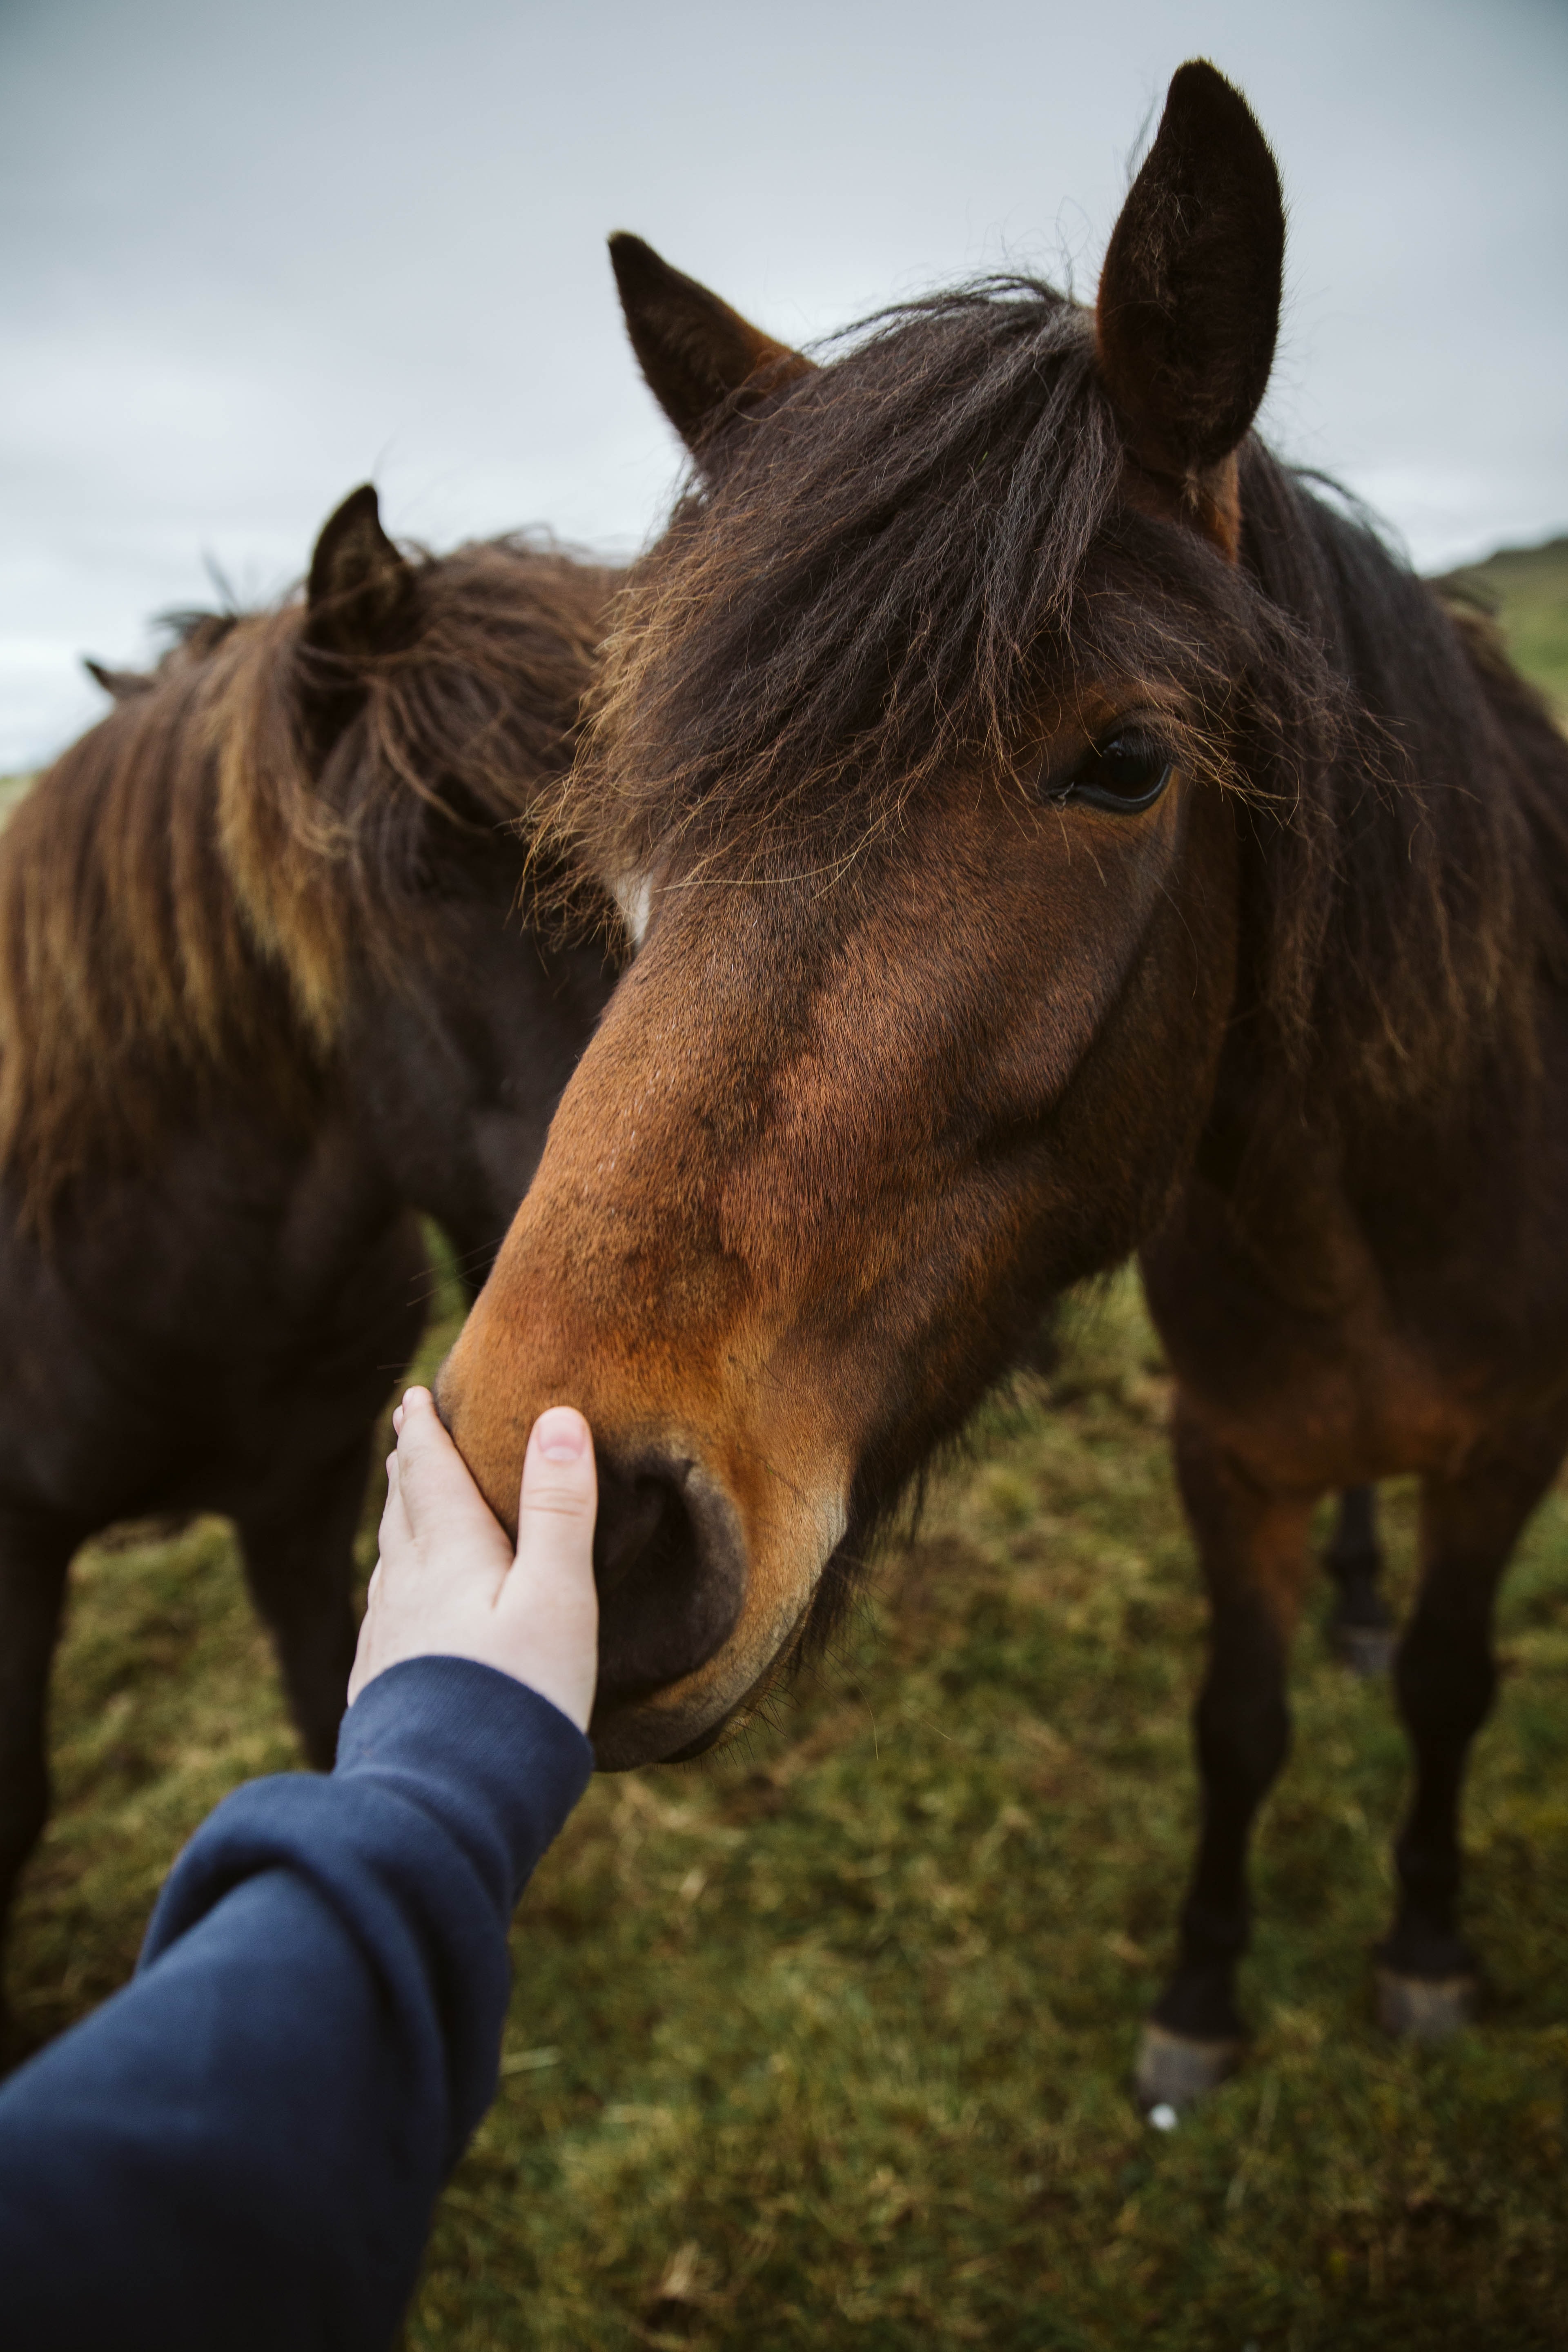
xmin=0 ymin=489 xmax=618 ymax=2029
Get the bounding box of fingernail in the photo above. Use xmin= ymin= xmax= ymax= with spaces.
xmin=532 ymin=1405 xmax=589 ymax=1463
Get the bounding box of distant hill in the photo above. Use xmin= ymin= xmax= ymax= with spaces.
xmin=1437 ymin=534 xmax=1568 ymax=717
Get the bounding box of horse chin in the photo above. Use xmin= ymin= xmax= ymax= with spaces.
xmin=662 ymin=1717 xmax=738 ymax=1764
xmin=588 ymin=1586 xmax=820 ymax=1770
xmin=588 ymin=1679 xmax=747 ymax=1770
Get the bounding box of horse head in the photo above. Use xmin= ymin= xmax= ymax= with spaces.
xmin=14 ymin=491 xmax=621 ymax=1258
xmin=438 ymin=63 xmax=1314 ymax=1764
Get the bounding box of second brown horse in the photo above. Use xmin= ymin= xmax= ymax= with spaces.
xmin=0 ymin=489 xmax=619 ymax=2031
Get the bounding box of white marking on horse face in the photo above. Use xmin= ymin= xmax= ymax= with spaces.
xmin=614 ymin=872 xmax=654 ymax=949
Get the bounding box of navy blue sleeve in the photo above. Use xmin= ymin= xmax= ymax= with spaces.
xmin=0 ymin=1655 xmax=592 ymax=2352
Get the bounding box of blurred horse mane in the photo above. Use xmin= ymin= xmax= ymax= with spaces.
xmin=0 ymin=536 xmax=614 ymax=1217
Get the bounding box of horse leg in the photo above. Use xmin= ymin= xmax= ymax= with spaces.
xmin=1376 ymin=1437 xmax=1562 ymax=2039
xmin=0 ymin=1521 xmax=76 ymax=2051
xmin=1323 ymin=1483 xmax=1394 ymax=1676
xmin=1136 ymin=1411 xmax=1315 ymax=2111
xmin=235 ymin=1436 xmax=372 ymax=1771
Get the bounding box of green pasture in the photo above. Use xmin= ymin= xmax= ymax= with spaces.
xmin=15 ymin=1270 xmax=1568 ymax=2350
xmin=1441 ymin=534 xmax=1568 ymax=717
xmin=10 ymin=555 xmax=1568 ymax=2348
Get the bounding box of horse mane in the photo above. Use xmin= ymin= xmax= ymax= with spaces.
xmin=570 ymin=278 xmax=1131 ymax=874
xmin=1233 ymin=454 xmax=1568 ymax=1114
xmin=0 ymin=535 xmax=616 ymax=1217
xmin=567 ymin=274 xmax=1568 ymax=1120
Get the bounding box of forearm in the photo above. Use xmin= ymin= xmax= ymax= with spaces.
xmin=0 ymin=1657 xmax=591 ymax=2352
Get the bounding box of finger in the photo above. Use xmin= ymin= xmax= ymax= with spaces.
xmin=395 ymin=1387 xmax=433 ymax=1447
xmin=394 ymin=1390 xmax=460 ymax=1489
xmin=395 ymin=1389 xmax=493 ymax=1533
xmin=511 ymin=1406 xmax=597 ymax=1576
xmin=500 ymin=1409 xmax=599 ymax=1727
xmin=392 ymin=1385 xmax=515 ymax=1595
xmin=391 ymin=1385 xmax=424 ymax=1445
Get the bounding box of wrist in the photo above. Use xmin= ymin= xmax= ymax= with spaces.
xmin=337 ymin=1657 xmax=595 ymax=1900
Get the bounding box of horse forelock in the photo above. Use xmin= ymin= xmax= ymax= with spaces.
xmin=557 ymin=278 xmax=1347 ymax=924
xmin=565 ymin=280 xmax=1125 ymax=875
xmin=557 ymin=271 xmax=1568 ymax=1129
xmin=0 ymin=535 xmax=615 ymax=1218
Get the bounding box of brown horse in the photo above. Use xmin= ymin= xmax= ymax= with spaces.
xmin=438 ymin=60 xmax=1568 ymax=2105
xmin=0 ymin=488 xmax=619 ymax=2025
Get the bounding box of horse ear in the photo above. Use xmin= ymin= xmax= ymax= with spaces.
xmin=1096 ymin=60 xmax=1284 ymax=486
xmin=609 ymin=232 xmax=812 ymax=455
xmin=84 ymin=657 xmax=153 ymax=701
xmin=303 ymin=483 xmax=418 ymax=659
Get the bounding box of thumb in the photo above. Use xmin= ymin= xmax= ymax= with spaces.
xmin=514 ymin=1406 xmax=598 ymax=1570
xmin=494 ymin=1406 xmax=599 ymax=1733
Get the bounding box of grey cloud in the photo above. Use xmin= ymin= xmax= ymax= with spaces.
xmin=2 ymin=0 xmax=1564 ymax=769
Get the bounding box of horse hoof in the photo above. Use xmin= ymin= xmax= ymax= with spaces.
xmin=1330 ymin=1622 xmax=1395 ymax=1677
xmin=1376 ymin=1967 xmax=1477 ymax=2041
xmin=1134 ymin=2022 xmax=1242 ymax=2112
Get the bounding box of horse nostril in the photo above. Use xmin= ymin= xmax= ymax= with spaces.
xmin=591 ymin=1470 xmax=674 ymax=1598
xmin=589 ymin=1450 xmax=744 ymax=1715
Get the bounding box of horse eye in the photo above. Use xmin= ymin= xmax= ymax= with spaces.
xmin=1058 ymin=732 xmax=1174 ymax=814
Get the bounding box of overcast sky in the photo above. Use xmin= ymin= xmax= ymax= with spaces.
xmin=3 ymin=0 xmax=1565 ymax=772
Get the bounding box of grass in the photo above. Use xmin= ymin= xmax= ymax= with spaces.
xmin=15 ymin=1270 xmax=1568 ymax=2349
xmin=11 ymin=560 xmax=1568 ymax=2347
xmin=1439 ymin=535 xmax=1568 ymax=717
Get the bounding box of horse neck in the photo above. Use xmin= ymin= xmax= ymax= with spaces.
xmin=341 ymin=850 xmax=617 ymax=1278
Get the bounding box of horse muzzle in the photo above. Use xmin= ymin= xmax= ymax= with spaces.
xmin=587 ymin=1438 xmax=746 ymax=1765
xmin=581 ymin=1430 xmax=849 ymax=1769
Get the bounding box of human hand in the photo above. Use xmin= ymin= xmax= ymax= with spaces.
xmin=347 ymin=1387 xmax=598 ymax=1732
